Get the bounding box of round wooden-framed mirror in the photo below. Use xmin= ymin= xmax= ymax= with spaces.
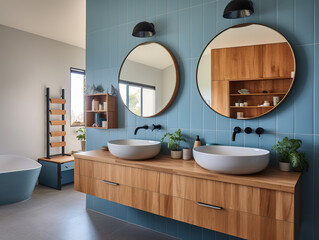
xmin=119 ymin=42 xmax=180 ymax=118
xmin=196 ymin=23 xmax=296 ymax=120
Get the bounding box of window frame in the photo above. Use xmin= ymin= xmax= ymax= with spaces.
xmin=70 ymin=67 xmax=85 ymax=127
xmin=119 ymin=80 xmax=155 ymax=117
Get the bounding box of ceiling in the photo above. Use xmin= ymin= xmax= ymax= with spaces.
xmin=203 ymin=24 xmax=287 ymax=55
xmin=0 ymin=0 xmax=86 ymax=49
xmin=127 ymin=43 xmax=174 ymax=70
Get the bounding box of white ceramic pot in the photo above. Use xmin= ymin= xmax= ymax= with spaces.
xmin=279 ymin=162 xmax=291 ymax=172
xmin=81 ymin=140 xmax=86 ymax=151
xmin=182 ymin=148 xmax=192 ymax=160
xmin=171 ymin=150 xmax=182 ymax=159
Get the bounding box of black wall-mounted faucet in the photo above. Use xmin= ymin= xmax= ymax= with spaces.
xmin=151 ymin=124 xmax=161 ymax=131
xmin=134 ymin=125 xmax=148 ymax=135
xmin=232 ymin=127 xmax=242 ymax=141
xmin=256 ymin=127 xmax=264 ymax=137
xmin=244 ymin=127 xmax=252 ymax=134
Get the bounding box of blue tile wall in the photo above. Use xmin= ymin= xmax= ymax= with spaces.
xmin=86 ymin=0 xmax=318 ymax=239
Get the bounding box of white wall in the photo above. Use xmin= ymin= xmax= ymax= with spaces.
xmin=162 ymin=64 xmax=176 ymax=108
xmin=197 ymin=54 xmax=211 ymax=105
xmin=0 ymin=24 xmax=85 ymax=160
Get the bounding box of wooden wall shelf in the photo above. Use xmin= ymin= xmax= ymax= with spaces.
xmin=84 ymin=93 xmax=118 ymax=129
xmin=227 ymin=77 xmax=292 ymax=82
xmin=230 ymin=92 xmax=286 ymax=96
xmin=74 ymin=150 xmax=302 ymax=240
xmin=230 ymin=106 xmax=273 ymax=108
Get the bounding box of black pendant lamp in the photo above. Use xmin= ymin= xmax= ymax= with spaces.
xmin=132 ymin=21 xmax=156 ymax=38
xmin=223 ymin=0 xmax=254 ymax=19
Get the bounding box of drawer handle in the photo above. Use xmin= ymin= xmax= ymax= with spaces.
xmin=197 ymin=202 xmax=223 ymax=210
xmin=103 ymin=180 xmax=119 ymax=186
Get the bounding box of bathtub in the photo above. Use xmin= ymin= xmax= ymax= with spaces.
xmin=0 ymin=155 xmax=41 ymax=205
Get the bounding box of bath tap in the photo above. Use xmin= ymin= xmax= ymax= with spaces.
xmin=151 ymin=124 xmax=161 ymax=131
xmin=232 ymin=126 xmax=242 ymax=141
xmin=134 ymin=125 xmax=149 ymax=135
xmin=255 ymin=127 xmax=264 ymax=137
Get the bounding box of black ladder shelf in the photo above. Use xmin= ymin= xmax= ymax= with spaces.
xmin=46 ymin=88 xmax=70 ymax=159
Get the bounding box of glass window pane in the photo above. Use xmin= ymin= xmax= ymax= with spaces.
xmin=129 ymin=86 xmax=141 ymax=116
xmin=119 ymin=83 xmax=127 ymax=105
xmin=71 ymin=70 xmax=85 ymax=126
xmin=142 ymin=88 xmax=155 ymax=116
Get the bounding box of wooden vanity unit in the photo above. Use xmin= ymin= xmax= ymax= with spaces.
xmin=74 ymin=150 xmax=302 ymax=240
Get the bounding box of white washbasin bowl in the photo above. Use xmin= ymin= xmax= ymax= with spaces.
xmin=193 ymin=145 xmax=270 ymax=175
xmin=108 ymin=139 xmax=161 ymax=160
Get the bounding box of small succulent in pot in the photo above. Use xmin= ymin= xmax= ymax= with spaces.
xmin=272 ymin=137 xmax=309 ymax=172
xmin=161 ymin=129 xmax=186 ymax=159
xmin=76 ymin=127 xmax=86 ymax=151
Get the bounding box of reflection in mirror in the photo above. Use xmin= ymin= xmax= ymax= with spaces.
xmin=119 ymin=42 xmax=179 ymax=117
xmin=197 ymin=24 xmax=296 ymax=119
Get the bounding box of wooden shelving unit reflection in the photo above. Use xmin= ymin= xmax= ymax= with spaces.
xmin=211 ymin=42 xmax=295 ymax=119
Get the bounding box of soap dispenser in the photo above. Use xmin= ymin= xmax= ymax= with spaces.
xmin=193 ymin=136 xmax=202 ymax=148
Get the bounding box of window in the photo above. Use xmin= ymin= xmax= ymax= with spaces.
xmin=119 ymin=80 xmax=155 ymax=117
xmin=70 ymin=68 xmax=85 ymax=126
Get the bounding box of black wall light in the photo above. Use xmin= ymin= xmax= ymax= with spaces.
xmin=132 ymin=21 xmax=156 ymax=37
xmin=223 ymin=0 xmax=254 ymax=19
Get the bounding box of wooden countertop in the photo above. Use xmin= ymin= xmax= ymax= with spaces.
xmin=74 ymin=150 xmax=302 ymax=193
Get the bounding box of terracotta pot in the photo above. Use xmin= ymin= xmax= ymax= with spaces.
xmin=171 ymin=150 xmax=182 ymax=159
xmin=279 ymin=162 xmax=291 ymax=172
xmin=81 ymin=140 xmax=86 ymax=151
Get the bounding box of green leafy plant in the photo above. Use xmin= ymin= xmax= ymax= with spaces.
xmin=161 ymin=129 xmax=186 ymax=151
xmin=272 ymin=137 xmax=309 ymax=171
xmin=76 ymin=127 xmax=86 ymax=141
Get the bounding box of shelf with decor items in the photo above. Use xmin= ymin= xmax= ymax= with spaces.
xmin=84 ymin=93 xmax=118 ymax=129
xmin=228 ymin=77 xmax=293 ymax=118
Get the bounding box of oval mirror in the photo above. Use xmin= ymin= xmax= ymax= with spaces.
xmin=119 ymin=42 xmax=179 ymax=117
xmin=197 ymin=23 xmax=296 ymax=120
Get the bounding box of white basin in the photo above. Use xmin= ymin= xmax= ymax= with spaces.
xmin=193 ymin=145 xmax=270 ymax=175
xmin=108 ymin=139 xmax=161 ymax=160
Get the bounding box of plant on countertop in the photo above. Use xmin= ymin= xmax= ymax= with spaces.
xmin=272 ymin=137 xmax=309 ymax=171
xmin=161 ymin=129 xmax=186 ymax=151
xmin=76 ymin=127 xmax=86 ymax=141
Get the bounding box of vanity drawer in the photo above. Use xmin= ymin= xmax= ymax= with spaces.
xmin=159 ymin=173 xmax=294 ymax=222
xmin=61 ymin=161 xmax=74 ymax=171
xmin=78 ymin=159 xmax=159 ymax=192
xmin=75 ymin=174 xmax=159 ymax=215
xmin=159 ymin=195 xmax=294 ymax=240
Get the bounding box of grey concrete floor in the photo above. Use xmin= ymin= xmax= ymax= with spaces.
xmin=0 ymin=184 xmax=178 ymax=240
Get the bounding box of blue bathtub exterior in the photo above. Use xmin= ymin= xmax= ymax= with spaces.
xmin=0 ymin=167 xmax=41 ymax=205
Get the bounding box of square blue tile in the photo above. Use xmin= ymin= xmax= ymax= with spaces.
xmin=295 ymin=0 xmax=314 ymax=45
xmin=260 ymin=0 xmax=277 ymax=29
xmin=179 ymin=8 xmax=191 ymax=60
xmin=191 ymin=5 xmax=203 ymax=58
xmin=294 ymin=45 xmax=314 ymax=135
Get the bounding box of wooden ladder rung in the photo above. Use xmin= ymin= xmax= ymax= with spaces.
xmin=50 ymin=131 xmax=66 ymax=137
xmin=50 ymin=110 xmax=66 ymax=115
xmin=50 ymin=142 xmax=66 ymax=148
xmin=50 ymin=120 xmax=66 ymax=126
xmin=50 ymin=98 xmax=66 ymax=104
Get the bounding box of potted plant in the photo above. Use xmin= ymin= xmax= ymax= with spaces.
xmin=161 ymin=129 xmax=186 ymax=159
xmin=76 ymin=127 xmax=86 ymax=151
xmin=272 ymin=137 xmax=309 ymax=172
